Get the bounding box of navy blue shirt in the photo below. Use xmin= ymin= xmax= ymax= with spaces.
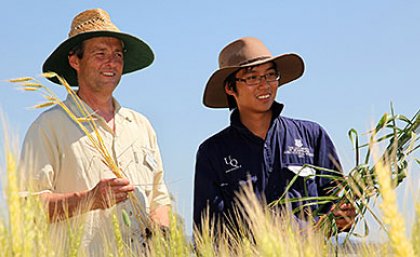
xmin=193 ymin=102 xmax=341 ymax=230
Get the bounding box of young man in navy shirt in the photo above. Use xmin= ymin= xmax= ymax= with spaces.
xmin=193 ymin=37 xmax=355 ymax=234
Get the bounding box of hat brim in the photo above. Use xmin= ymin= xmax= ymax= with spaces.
xmin=42 ymin=31 xmax=154 ymax=87
xmin=203 ymin=53 xmax=305 ymax=108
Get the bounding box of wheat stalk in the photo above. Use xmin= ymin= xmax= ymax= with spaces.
xmin=412 ymin=203 xmax=420 ymax=256
xmin=375 ymin=160 xmax=415 ymax=257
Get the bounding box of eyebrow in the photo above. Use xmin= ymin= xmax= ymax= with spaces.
xmin=89 ymin=47 xmax=124 ymax=53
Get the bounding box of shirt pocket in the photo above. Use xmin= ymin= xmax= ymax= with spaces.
xmin=74 ymin=143 xmax=115 ymax=188
xmin=287 ymin=165 xmax=316 ymax=178
xmin=282 ymin=163 xmax=318 ymax=198
xmin=278 ymin=163 xmax=319 ymax=215
xmin=121 ymin=145 xmax=158 ymax=200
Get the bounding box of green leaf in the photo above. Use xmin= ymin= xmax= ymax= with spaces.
xmin=348 ymin=128 xmax=360 ymax=165
xmin=374 ymin=113 xmax=389 ymax=133
xmin=395 ymin=114 xmax=411 ymax=124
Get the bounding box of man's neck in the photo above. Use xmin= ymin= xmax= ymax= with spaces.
xmin=239 ymin=109 xmax=273 ymax=140
xmin=77 ymin=90 xmax=115 ymax=123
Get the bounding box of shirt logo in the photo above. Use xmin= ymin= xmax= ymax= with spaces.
xmin=224 ymin=155 xmax=242 ymax=173
xmin=284 ymin=138 xmax=314 ymax=158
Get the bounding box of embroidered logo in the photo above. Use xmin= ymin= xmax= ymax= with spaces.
xmin=224 ymin=155 xmax=242 ymax=173
xmin=284 ymin=138 xmax=314 ymax=158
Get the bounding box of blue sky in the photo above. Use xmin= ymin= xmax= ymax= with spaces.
xmin=1 ymin=1 xmax=419 ymax=238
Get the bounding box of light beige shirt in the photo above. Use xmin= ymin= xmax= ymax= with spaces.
xmin=20 ymin=94 xmax=171 ymax=254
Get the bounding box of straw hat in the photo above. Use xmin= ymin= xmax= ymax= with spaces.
xmin=42 ymin=8 xmax=154 ymax=87
xmin=203 ymin=37 xmax=305 ymax=108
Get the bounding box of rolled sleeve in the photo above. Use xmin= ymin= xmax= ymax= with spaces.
xmin=20 ymin=117 xmax=60 ymax=193
xmin=314 ymin=125 xmax=343 ymax=213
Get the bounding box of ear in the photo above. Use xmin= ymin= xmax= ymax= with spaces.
xmin=68 ymin=55 xmax=80 ymax=72
xmin=224 ymin=83 xmax=236 ymax=96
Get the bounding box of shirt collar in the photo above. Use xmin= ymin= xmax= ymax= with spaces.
xmin=229 ymin=101 xmax=284 ymax=141
xmin=230 ymin=101 xmax=284 ymax=127
xmin=63 ymin=93 xmax=122 ymax=120
xmin=271 ymin=101 xmax=284 ymax=119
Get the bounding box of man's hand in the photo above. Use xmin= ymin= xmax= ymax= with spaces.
xmin=40 ymin=177 xmax=134 ymax=221
xmin=331 ymin=202 xmax=357 ymax=232
xmin=89 ymin=178 xmax=134 ymax=210
xmin=150 ymin=205 xmax=171 ymax=227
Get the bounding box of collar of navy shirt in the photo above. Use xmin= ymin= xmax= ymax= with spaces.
xmin=229 ymin=101 xmax=284 ymax=142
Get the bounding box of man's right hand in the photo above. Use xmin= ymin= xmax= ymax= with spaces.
xmin=89 ymin=178 xmax=135 ymax=210
xmin=40 ymin=177 xmax=134 ymax=221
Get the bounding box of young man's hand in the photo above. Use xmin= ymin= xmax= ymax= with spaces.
xmin=331 ymin=202 xmax=357 ymax=232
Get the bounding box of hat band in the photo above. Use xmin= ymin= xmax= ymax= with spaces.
xmin=239 ymin=56 xmax=271 ymax=66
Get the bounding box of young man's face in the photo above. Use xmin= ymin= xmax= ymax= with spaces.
xmin=69 ymin=36 xmax=124 ymax=95
xmin=225 ymin=62 xmax=279 ymax=115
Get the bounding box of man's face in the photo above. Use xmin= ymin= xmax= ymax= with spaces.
xmin=69 ymin=37 xmax=124 ymax=95
xmin=225 ymin=62 xmax=279 ymax=115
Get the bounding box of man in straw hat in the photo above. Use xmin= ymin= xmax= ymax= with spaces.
xmin=193 ymin=37 xmax=355 ymax=235
xmin=20 ymin=8 xmax=171 ymax=253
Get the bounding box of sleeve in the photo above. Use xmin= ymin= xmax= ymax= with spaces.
xmin=146 ymin=121 xmax=172 ymax=210
xmin=314 ymin=125 xmax=343 ymax=211
xmin=19 ymin=118 xmax=60 ymax=194
xmin=193 ymin=143 xmax=224 ymax=232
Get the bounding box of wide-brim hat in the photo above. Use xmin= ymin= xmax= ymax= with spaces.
xmin=203 ymin=37 xmax=305 ymax=108
xmin=42 ymin=8 xmax=154 ymax=87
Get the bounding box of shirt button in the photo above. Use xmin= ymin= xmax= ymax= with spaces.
xmin=268 ymin=167 xmax=273 ymax=173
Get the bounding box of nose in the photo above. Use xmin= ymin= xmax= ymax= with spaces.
xmin=257 ymin=76 xmax=270 ymax=88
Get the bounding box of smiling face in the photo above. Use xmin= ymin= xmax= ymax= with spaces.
xmin=68 ymin=36 xmax=124 ymax=96
xmin=225 ymin=62 xmax=279 ymax=116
